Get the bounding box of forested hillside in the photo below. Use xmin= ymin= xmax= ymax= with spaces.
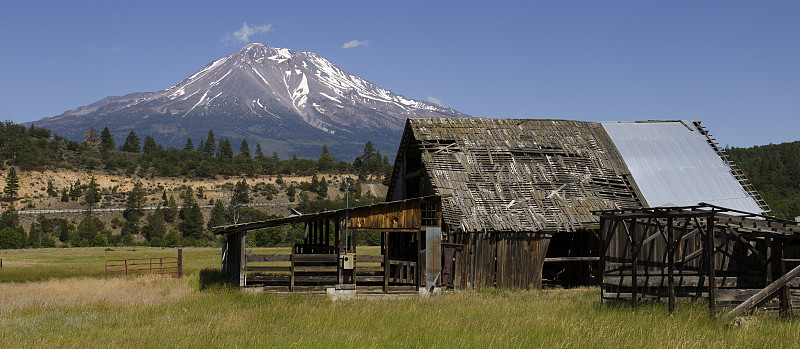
xmin=0 ymin=121 xmax=392 ymax=249
xmin=727 ymin=141 xmax=800 ymax=220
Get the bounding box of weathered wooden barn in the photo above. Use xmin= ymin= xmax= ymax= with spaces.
xmin=217 ymin=117 xmax=777 ymax=296
xmin=386 ymin=118 xmax=770 ymax=289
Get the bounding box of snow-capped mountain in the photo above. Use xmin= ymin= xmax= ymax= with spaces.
xmin=30 ymin=43 xmax=469 ymax=159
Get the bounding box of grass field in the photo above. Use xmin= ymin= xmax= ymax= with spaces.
xmin=1 ymin=247 xmax=799 ymax=348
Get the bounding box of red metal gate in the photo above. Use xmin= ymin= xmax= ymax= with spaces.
xmin=105 ymin=251 xmax=182 ymax=278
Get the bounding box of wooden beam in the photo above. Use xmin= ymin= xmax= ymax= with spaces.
xmin=724 ymin=263 xmax=800 ymax=319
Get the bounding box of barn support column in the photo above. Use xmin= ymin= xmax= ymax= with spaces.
xmin=705 ymin=216 xmax=716 ymax=316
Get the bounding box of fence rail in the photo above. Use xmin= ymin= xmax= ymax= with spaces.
xmin=105 ymin=249 xmax=183 ymax=278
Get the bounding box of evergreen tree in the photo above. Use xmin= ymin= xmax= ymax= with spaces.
xmin=142 ymin=135 xmax=159 ymax=154
xmin=218 ymin=139 xmax=233 ymax=159
xmin=60 ymin=187 xmax=69 ymax=202
xmin=100 ymin=127 xmax=115 ymax=150
xmin=239 ymin=139 xmax=251 ymax=159
xmin=184 ymin=137 xmax=194 ymax=151
xmin=179 ymin=201 xmax=205 ymax=240
xmin=3 ymin=167 xmax=20 ymax=204
xmin=46 ymin=180 xmax=58 ymax=197
xmin=204 ymin=130 xmax=216 ymax=156
xmin=69 ymin=179 xmax=83 ymax=201
xmin=0 ymin=209 xmax=26 ymax=249
xmin=164 ymin=195 xmax=178 ymax=223
xmin=120 ymin=131 xmax=141 ymax=153
xmin=144 ymin=206 xmax=167 ymax=245
xmin=84 ymin=175 xmax=102 ymax=213
xmin=123 ymin=181 xmax=146 ymax=222
xmin=255 ymin=143 xmax=266 ymax=163
xmin=179 ymin=186 xmax=195 ymax=220
xmin=76 ymin=215 xmax=108 ymax=247
xmin=318 ymin=176 xmax=329 ymax=198
xmin=207 ymin=199 xmax=227 ymax=229
xmin=318 ymin=145 xmax=336 ymax=172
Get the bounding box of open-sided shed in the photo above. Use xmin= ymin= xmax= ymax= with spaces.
xmin=214 ymin=196 xmax=442 ymax=292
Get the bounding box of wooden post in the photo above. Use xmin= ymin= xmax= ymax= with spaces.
xmin=706 ymin=215 xmax=717 ymax=316
xmin=337 ymin=219 xmax=343 ymax=285
xmin=779 ymin=248 xmax=792 ymax=317
xmin=598 ymin=217 xmax=606 ymax=304
xmin=630 ymin=219 xmax=638 ymax=308
xmin=177 ymin=248 xmax=183 ymax=278
xmin=239 ymin=232 xmax=246 ymax=287
xmin=667 ymin=217 xmax=675 ymax=314
xmin=383 ymin=231 xmax=389 ymax=293
xmin=291 ymin=223 xmax=296 ymax=291
xmin=417 ymin=229 xmax=422 ymax=291
xmin=766 ymin=237 xmax=773 ymax=284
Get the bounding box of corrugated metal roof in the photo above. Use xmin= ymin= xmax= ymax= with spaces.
xmin=602 ymin=121 xmax=763 ymax=214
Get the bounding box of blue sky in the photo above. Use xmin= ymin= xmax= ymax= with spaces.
xmin=1 ymin=1 xmax=797 ymax=147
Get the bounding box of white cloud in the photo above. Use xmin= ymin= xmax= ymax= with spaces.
xmin=110 ymin=47 xmax=121 ymax=54
xmin=223 ymin=22 xmax=273 ymax=45
xmin=426 ymin=96 xmax=442 ymax=105
xmin=42 ymin=58 xmax=54 ymax=64
xmin=341 ymin=40 xmax=371 ymax=49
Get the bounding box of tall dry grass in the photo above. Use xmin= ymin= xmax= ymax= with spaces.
xmin=2 ymin=248 xmax=800 ymax=348
xmin=0 ymin=276 xmax=195 ymax=314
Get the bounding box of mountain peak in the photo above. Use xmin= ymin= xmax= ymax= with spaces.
xmin=29 ymin=45 xmax=470 ymax=159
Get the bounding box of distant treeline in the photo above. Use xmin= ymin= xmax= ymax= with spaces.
xmin=727 ymin=141 xmax=800 ymax=220
xmin=0 ymin=122 xmax=393 ymax=182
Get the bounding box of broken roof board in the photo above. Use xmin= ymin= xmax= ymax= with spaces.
xmin=601 ymin=121 xmax=763 ymax=214
xmin=400 ymin=118 xmax=642 ymax=233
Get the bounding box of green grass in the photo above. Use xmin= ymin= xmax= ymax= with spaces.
xmin=1 ymin=248 xmax=799 ymax=348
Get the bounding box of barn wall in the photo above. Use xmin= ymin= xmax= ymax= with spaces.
xmin=448 ymin=232 xmax=551 ymax=289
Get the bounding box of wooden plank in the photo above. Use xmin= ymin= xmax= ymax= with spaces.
xmin=246 ymin=266 xmax=292 ymax=272
xmin=544 ymin=257 xmax=600 ymax=263
xmin=602 ymin=276 xmax=740 ymax=288
xmin=293 ymin=254 xmax=338 ymax=263
xmin=293 ymin=266 xmax=338 ymax=273
xmin=247 ymin=254 xmax=292 ymax=262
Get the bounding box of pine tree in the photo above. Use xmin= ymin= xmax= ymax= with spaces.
xmin=0 ymin=209 xmax=26 ymax=249
xmin=207 ymin=199 xmax=227 ymax=229
xmin=179 ymin=187 xmax=195 ymax=220
xmin=184 ymin=137 xmax=194 ymax=151
xmin=179 ymin=200 xmax=205 ymax=240
xmin=84 ymin=175 xmax=102 ymax=213
xmin=204 ymin=130 xmax=216 ymax=156
xmin=239 ymin=139 xmax=251 ymax=159
xmin=100 ymin=127 xmax=115 ymax=150
xmin=318 ymin=144 xmax=336 ymax=172
xmin=255 ymin=143 xmax=266 ymax=162
xmin=142 ymin=135 xmax=159 ymax=154
xmin=3 ymin=167 xmax=20 ymax=204
xmin=123 ymin=181 xmax=146 ymax=222
xmin=144 ymin=207 xmax=167 ymax=245
xmin=164 ymin=195 xmax=178 ymax=223
xmin=46 ymin=180 xmax=58 ymax=197
xmin=120 ymin=131 xmax=140 ymax=153
xmin=318 ymin=176 xmax=328 ymax=198
xmin=218 ymin=139 xmax=233 ymax=159
xmin=60 ymin=187 xmax=69 ymax=202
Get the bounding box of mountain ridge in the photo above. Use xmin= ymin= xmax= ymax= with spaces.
xmin=29 ymin=43 xmax=469 ymax=160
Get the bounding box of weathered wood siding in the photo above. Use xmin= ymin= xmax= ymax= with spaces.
xmin=449 ymin=232 xmax=550 ymax=289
